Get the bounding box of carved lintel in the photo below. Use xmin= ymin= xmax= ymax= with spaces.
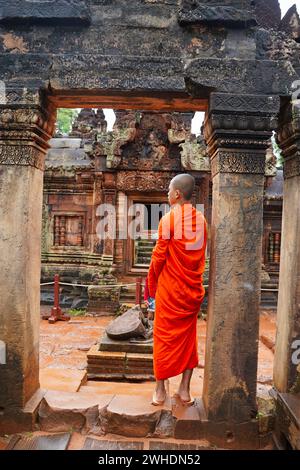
xmin=116 ymin=171 xmax=175 ymax=192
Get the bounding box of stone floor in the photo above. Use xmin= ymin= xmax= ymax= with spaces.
xmin=39 ymin=306 xmax=276 ymax=394
xmin=0 ymin=307 xmax=277 ymax=450
xmin=0 ymin=431 xmax=221 ymax=451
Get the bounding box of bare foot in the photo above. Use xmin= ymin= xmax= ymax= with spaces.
xmin=154 ymin=387 xmax=166 ymax=402
xmin=174 ymin=385 xmax=192 ymax=402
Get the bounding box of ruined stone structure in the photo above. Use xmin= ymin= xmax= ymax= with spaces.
xmin=41 ymin=108 xmax=210 ymax=308
xmin=41 ymin=108 xmax=279 ymax=310
xmin=0 ymin=0 xmax=299 ymax=449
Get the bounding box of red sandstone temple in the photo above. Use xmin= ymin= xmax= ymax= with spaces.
xmin=41 ymin=108 xmax=282 ymax=311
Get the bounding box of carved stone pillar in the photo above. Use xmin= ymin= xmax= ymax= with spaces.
xmin=203 ymin=93 xmax=279 ymax=423
xmin=102 ymin=173 xmax=117 ymax=260
xmin=115 ymin=191 xmax=127 ymax=273
xmin=274 ymin=102 xmax=300 ymax=393
xmin=0 ymin=88 xmax=55 ymax=431
xmin=92 ymin=171 xmax=104 ymax=255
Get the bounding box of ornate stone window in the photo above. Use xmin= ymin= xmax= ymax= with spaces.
xmin=267 ymin=232 xmax=281 ymax=264
xmin=53 ymin=214 xmax=84 ymax=247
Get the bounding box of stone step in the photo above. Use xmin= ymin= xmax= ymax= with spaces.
xmin=136 ymin=240 xmax=156 ymax=247
xmin=38 ymin=390 xmax=113 ymax=433
xmin=87 ymin=346 xmax=154 ymax=379
xmin=136 ymin=255 xmax=153 ymax=261
xmin=136 ymin=247 xmax=154 ymax=253
xmin=136 ymin=249 xmax=152 ymax=255
xmin=37 ymin=390 xmax=175 ymax=439
xmin=98 ymin=394 xmax=174 ymax=438
xmin=173 ymin=397 xmax=207 ymax=440
xmin=275 ymin=392 xmax=300 ymax=450
xmin=136 ymin=258 xmax=151 ymax=264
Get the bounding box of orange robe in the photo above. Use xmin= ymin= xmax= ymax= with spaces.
xmin=148 ymin=203 xmax=207 ymax=380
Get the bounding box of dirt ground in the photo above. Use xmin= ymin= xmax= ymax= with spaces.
xmin=39 ymin=306 xmax=276 ymax=395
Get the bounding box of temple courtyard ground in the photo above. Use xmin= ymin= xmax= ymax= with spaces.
xmin=38 ymin=307 xmax=276 ymax=395
xmin=0 ymin=307 xmax=276 ymax=450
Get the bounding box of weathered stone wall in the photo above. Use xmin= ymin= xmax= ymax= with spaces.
xmin=0 ymin=0 xmax=297 ymax=99
xmin=0 ymin=0 xmax=299 ymax=438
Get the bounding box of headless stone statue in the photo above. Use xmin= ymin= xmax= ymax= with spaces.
xmin=105 ymin=305 xmax=153 ymax=343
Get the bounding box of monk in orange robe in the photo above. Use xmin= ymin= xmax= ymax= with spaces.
xmin=148 ymin=174 xmax=207 ymax=406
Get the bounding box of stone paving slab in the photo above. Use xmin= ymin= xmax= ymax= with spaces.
xmin=6 ymin=432 xmax=71 ymax=450
xmin=83 ymin=437 xmax=144 ymax=450
xmin=40 ymin=369 xmax=87 ymax=393
xmin=149 ymin=440 xmax=214 ymax=450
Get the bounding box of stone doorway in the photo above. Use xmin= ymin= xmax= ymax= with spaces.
xmin=129 ymin=196 xmax=168 ymax=270
xmin=0 ymin=0 xmax=299 ymax=448
xmin=0 ymin=89 xmax=288 ymax=452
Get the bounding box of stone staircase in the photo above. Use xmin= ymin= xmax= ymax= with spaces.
xmin=261 ymin=277 xmax=279 ymax=309
xmin=36 ymin=387 xmax=214 ymax=444
xmin=134 ymin=239 xmax=156 ymax=265
xmin=7 ymin=379 xmax=272 ymax=450
xmin=1 ymin=377 xmax=277 ymax=450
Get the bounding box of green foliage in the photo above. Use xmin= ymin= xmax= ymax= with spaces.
xmin=68 ymin=308 xmax=86 ymax=317
xmin=56 ymin=108 xmax=79 ymax=135
xmin=271 ymin=132 xmax=283 ymax=168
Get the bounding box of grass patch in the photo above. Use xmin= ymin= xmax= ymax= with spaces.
xmin=68 ymin=308 xmax=86 ymax=317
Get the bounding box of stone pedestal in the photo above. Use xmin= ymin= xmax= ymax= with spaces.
xmin=203 ymin=93 xmax=279 ymax=423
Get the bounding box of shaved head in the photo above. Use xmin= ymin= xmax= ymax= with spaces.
xmin=170 ymin=174 xmax=195 ymax=201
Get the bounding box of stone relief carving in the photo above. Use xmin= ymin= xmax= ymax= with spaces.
xmin=211 ymin=151 xmax=266 ymax=177
xmin=116 ymin=171 xmax=174 ymax=192
xmin=180 ymin=137 xmax=210 ymax=172
xmin=0 ymin=145 xmax=45 ymax=170
xmin=265 ymin=144 xmax=277 ymax=177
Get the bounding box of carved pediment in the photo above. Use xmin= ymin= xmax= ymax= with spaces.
xmin=178 ymin=1 xmax=256 ymax=27
xmin=0 ymin=0 xmax=90 ymax=26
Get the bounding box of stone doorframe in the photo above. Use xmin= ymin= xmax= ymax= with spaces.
xmin=0 ymin=87 xmax=291 ymax=444
xmin=274 ymin=100 xmax=300 ymax=394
